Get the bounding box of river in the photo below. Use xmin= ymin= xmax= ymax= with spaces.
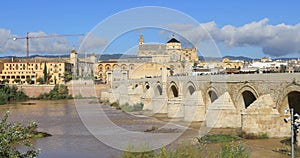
xmin=0 ymin=99 xmax=290 ymax=158
xmin=1 ymin=100 xmax=122 ymax=158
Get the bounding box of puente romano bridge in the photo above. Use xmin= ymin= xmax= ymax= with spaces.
xmin=101 ymin=71 xmax=300 ymax=138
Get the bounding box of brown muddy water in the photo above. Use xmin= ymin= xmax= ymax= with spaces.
xmin=0 ymin=99 xmax=290 ymax=158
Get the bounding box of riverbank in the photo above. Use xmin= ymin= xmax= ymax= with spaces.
xmin=130 ymin=110 xmax=290 ymax=158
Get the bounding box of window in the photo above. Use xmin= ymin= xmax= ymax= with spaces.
xmin=171 ymin=54 xmax=177 ymax=60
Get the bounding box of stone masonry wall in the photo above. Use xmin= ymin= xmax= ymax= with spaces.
xmin=17 ymin=84 xmax=109 ymax=98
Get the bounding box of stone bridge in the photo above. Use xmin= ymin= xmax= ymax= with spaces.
xmin=101 ymin=70 xmax=300 ymax=137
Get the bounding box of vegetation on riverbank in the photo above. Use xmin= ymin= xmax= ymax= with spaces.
xmin=110 ymin=102 xmax=144 ymax=112
xmin=0 ymin=111 xmax=50 ymax=157
xmin=122 ymin=134 xmax=249 ymax=158
xmin=0 ymin=85 xmax=28 ymax=105
xmin=36 ymin=84 xmax=71 ymax=100
xmin=197 ymin=134 xmax=241 ymax=143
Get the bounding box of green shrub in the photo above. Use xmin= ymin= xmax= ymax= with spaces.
xmin=241 ymin=132 xmax=269 ymax=139
xmin=110 ymin=102 xmax=121 ymax=110
xmin=120 ymin=103 xmax=144 ymax=112
xmin=197 ymin=134 xmax=241 ymax=143
xmin=0 ymin=111 xmax=40 ymax=157
xmin=122 ymin=145 xmax=155 ymax=158
xmin=0 ymin=90 xmax=8 ymax=105
xmin=218 ymin=142 xmax=249 ymax=158
xmin=0 ymin=85 xmax=28 ymax=105
xmin=74 ymin=94 xmax=84 ymax=99
xmin=122 ymin=143 xmax=249 ymax=158
xmin=37 ymin=84 xmax=70 ymax=100
xmin=257 ymin=133 xmax=269 ymax=139
xmin=36 ymin=77 xmax=44 ymax=84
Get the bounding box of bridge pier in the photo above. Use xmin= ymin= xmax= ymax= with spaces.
xmin=206 ymin=92 xmax=241 ymax=128
xmin=241 ymin=94 xmax=289 ymax=137
xmin=167 ymin=98 xmax=184 ymax=118
xmin=183 ymin=91 xmax=206 ymax=122
xmin=151 ymin=96 xmax=168 ymax=113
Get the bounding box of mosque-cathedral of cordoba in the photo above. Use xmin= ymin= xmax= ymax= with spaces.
xmin=96 ymin=34 xmax=199 ymax=83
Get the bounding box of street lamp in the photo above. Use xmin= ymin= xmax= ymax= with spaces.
xmin=13 ymin=32 xmax=30 ymax=59
xmin=284 ymin=108 xmax=300 ymax=158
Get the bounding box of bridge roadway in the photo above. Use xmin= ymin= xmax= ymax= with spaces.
xmin=101 ymin=72 xmax=300 ymax=138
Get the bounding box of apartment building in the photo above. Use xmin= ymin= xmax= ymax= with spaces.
xmin=0 ymin=60 xmax=72 ymax=85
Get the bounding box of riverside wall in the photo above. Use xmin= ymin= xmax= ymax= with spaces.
xmin=17 ymin=83 xmax=109 ymax=98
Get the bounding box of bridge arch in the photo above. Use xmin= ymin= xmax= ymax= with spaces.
xmin=206 ymin=86 xmax=219 ymax=104
xmin=277 ymin=84 xmax=300 ymax=114
xmin=235 ymin=85 xmax=259 ymax=110
xmin=168 ymin=81 xmax=179 ymax=98
xmin=184 ymin=81 xmax=197 ymax=98
xmin=144 ymin=82 xmax=151 ymax=92
xmin=154 ymin=82 xmax=163 ymax=96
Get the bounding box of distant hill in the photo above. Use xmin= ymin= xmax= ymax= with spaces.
xmin=0 ymin=54 xmax=69 ymax=59
xmin=198 ymin=55 xmax=253 ymax=61
xmin=274 ymin=57 xmax=299 ymax=61
xmin=98 ymin=54 xmax=137 ymax=61
xmin=223 ymin=56 xmax=254 ymax=61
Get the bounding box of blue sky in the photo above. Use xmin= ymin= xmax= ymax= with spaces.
xmin=1 ymin=0 xmax=300 ymax=58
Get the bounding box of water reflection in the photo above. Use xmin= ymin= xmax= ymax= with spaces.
xmin=0 ymin=100 xmax=121 ymax=158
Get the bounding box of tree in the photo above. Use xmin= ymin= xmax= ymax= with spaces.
xmin=14 ymin=78 xmax=21 ymax=84
xmin=26 ymin=78 xmax=33 ymax=84
xmin=0 ymin=85 xmax=28 ymax=104
xmin=2 ymin=79 xmax=9 ymax=84
xmin=54 ymin=76 xmax=57 ymax=84
xmin=193 ymin=61 xmax=198 ymax=67
xmin=280 ymin=65 xmax=287 ymax=73
xmin=43 ymin=62 xmax=48 ymax=84
xmin=180 ymin=59 xmax=186 ymax=74
xmin=63 ymin=72 xmax=73 ymax=83
xmin=169 ymin=65 xmax=175 ymax=76
xmin=181 ymin=59 xmax=186 ymax=69
xmin=0 ymin=112 xmax=39 ymax=157
xmin=37 ymin=77 xmax=44 ymax=84
xmin=37 ymin=84 xmax=70 ymax=100
xmin=0 ymin=90 xmax=8 ymax=104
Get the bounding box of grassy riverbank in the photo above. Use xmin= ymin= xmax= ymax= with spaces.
xmin=122 ymin=134 xmax=249 ymax=158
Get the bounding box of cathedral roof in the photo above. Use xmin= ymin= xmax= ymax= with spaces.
xmin=167 ymin=38 xmax=180 ymax=43
xmin=138 ymin=44 xmax=166 ymax=51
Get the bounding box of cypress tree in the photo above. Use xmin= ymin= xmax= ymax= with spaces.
xmin=43 ymin=62 xmax=48 ymax=84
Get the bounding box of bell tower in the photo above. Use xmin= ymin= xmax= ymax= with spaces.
xmin=138 ymin=33 xmax=144 ymax=45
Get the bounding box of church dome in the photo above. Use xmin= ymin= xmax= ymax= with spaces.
xmin=167 ymin=38 xmax=180 ymax=43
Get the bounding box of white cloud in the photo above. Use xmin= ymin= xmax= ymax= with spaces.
xmin=0 ymin=29 xmax=23 ymax=54
xmin=78 ymin=35 xmax=108 ymax=53
xmin=166 ymin=19 xmax=300 ymax=57
xmin=0 ymin=29 xmax=84 ymax=56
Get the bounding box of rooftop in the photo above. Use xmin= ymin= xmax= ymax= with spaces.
xmin=167 ymin=38 xmax=180 ymax=43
